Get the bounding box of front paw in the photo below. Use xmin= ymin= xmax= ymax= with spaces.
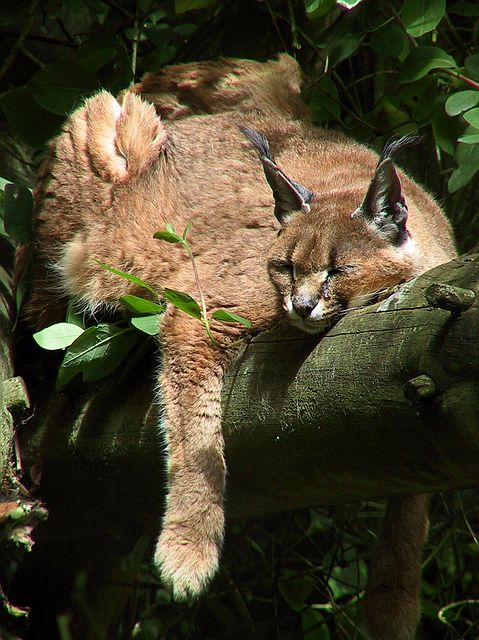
xmin=154 ymin=524 xmax=221 ymax=601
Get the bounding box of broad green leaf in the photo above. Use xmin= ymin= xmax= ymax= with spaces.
xmin=309 ymin=76 xmax=341 ymax=123
xmin=0 ymin=87 xmax=63 ymax=147
xmin=399 ymin=46 xmax=456 ymax=83
xmin=31 ymin=85 xmax=93 ymax=116
xmin=61 ymin=324 xmax=131 ymax=367
xmin=448 ymin=143 xmax=479 ymax=192
xmin=175 ymin=0 xmax=216 ymax=14
xmin=401 ymin=0 xmax=446 ymax=37
xmin=131 ymin=314 xmax=161 ymax=335
xmin=211 ymin=309 xmax=252 ymax=327
xmin=120 ymin=295 xmax=165 ymax=315
xmin=33 ymin=322 xmax=84 ymax=350
xmin=336 ymin=0 xmax=364 ymax=8
xmin=370 ymin=22 xmax=408 ymax=59
xmin=465 ymin=54 xmax=479 ymax=80
xmin=304 ymin=0 xmax=335 ymax=18
xmin=4 ymin=184 xmax=33 ymax=244
xmin=96 ymin=261 xmax=160 ymax=299
xmin=463 ymin=108 xmax=479 ymax=129
xmin=66 ymin=303 xmax=85 ymax=328
xmin=57 ymin=324 xmax=138 ymax=385
xmin=153 ymin=230 xmax=181 ymax=243
xmin=458 ymin=133 xmax=479 ymax=144
xmin=279 ymin=571 xmax=315 ymax=612
xmin=163 ymin=288 xmax=202 ymax=319
xmin=328 ymin=561 xmax=367 ymax=599
xmin=445 ymin=91 xmax=479 ymax=116
xmin=303 ymin=608 xmax=330 ymax=640
xmin=432 ymin=100 xmax=465 ymax=155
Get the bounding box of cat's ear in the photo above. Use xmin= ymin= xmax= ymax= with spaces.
xmin=353 ymin=136 xmax=420 ymax=245
xmin=240 ymin=126 xmax=314 ymax=224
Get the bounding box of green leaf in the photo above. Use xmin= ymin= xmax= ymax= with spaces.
xmin=211 ymin=309 xmax=252 ymax=327
xmin=370 ymin=22 xmax=408 ymax=59
xmin=279 ymin=571 xmax=315 ymax=612
xmin=401 ymin=0 xmax=446 ymax=37
xmin=465 ymin=54 xmax=479 ymax=80
xmin=163 ymin=288 xmax=202 ymax=319
xmin=458 ymin=133 xmax=479 ymax=144
xmin=0 ymin=87 xmax=63 ymax=147
xmin=309 ymin=76 xmax=341 ymax=123
xmin=131 ymin=314 xmax=161 ymax=335
xmin=3 ymin=184 xmax=33 ymax=243
xmin=432 ymin=100 xmax=465 ymax=155
xmin=66 ymin=303 xmax=85 ymax=328
xmin=175 ymin=0 xmax=216 ymax=14
xmin=182 ymin=221 xmax=192 ymax=241
xmin=304 ymin=0 xmax=335 ymax=18
xmin=328 ymin=561 xmax=367 ymax=599
xmin=399 ymin=46 xmax=456 ymax=83
xmin=303 ymin=608 xmax=330 ymax=640
xmin=445 ymin=91 xmax=479 ymax=116
xmin=33 ymin=322 xmax=84 ymax=350
xmin=96 ymin=261 xmax=160 ymax=299
xmin=57 ymin=324 xmax=138 ymax=385
xmin=448 ymin=143 xmax=479 ymax=192
xmin=120 ymin=295 xmax=165 ymax=315
xmin=336 ymin=0 xmax=364 ymax=8
xmin=463 ymin=108 xmax=479 ymax=129
xmin=31 ymin=85 xmax=93 ymax=117
xmin=153 ymin=230 xmax=182 ymax=243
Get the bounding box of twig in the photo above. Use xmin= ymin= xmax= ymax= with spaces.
xmin=439 ymin=68 xmax=479 ymax=91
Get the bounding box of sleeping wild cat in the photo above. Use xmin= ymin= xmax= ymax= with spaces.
xmin=24 ymin=55 xmax=456 ymax=639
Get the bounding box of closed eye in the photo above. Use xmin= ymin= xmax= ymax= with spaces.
xmin=328 ymin=265 xmax=356 ymax=277
xmin=269 ymin=259 xmax=294 ymax=274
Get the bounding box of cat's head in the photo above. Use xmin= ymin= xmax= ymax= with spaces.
xmin=242 ymin=128 xmax=419 ymax=334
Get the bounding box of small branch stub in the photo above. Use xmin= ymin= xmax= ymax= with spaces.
xmin=425 ymin=282 xmax=476 ymax=313
xmin=405 ymin=374 xmax=437 ymax=403
xmin=3 ymin=376 xmax=31 ymax=413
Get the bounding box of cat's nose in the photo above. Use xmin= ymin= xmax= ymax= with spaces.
xmin=292 ymin=296 xmax=317 ymax=319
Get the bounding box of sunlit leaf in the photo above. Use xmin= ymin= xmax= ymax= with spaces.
xmin=445 ymin=91 xmax=479 ymax=116
xmin=33 ymin=323 xmax=84 ymax=350
xmin=463 ymin=108 xmax=479 ymax=129
xmin=120 ymin=295 xmax=165 ymax=315
xmin=153 ymin=229 xmax=182 ymax=243
xmin=399 ymin=46 xmax=456 ymax=83
xmin=131 ymin=314 xmax=161 ymax=335
xmin=96 ymin=261 xmax=160 ymax=299
xmin=163 ymin=288 xmax=202 ymax=319
xmin=211 ymin=309 xmax=252 ymax=327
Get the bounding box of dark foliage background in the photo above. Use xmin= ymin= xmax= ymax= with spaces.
xmin=1 ymin=1 xmax=479 ymax=639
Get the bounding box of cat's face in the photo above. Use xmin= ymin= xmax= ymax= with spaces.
xmin=267 ymin=198 xmax=417 ymax=334
xmin=240 ymin=129 xmax=421 ymax=335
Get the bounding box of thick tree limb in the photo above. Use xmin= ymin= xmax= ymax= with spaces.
xmin=19 ymin=253 xmax=479 ymax=527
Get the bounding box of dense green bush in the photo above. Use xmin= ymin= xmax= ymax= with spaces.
xmin=1 ymin=1 xmax=478 ymax=639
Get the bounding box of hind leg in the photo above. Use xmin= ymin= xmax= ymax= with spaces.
xmin=363 ymin=494 xmax=429 ymax=640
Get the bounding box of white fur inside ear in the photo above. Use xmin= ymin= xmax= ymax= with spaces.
xmin=398 ymin=235 xmax=418 ymax=257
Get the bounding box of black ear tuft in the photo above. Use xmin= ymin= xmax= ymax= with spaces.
xmin=378 ymin=135 xmax=422 ymax=165
xmin=240 ymin=126 xmax=314 ymax=225
xmin=354 ymin=137 xmax=421 ymax=245
xmin=358 ymin=158 xmax=409 ymax=245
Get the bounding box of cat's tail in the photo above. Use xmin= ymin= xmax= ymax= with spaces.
xmin=363 ymin=494 xmax=429 ymax=640
xmin=23 ymin=91 xmax=167 ymax=328
xmin=125 ymin=54 xmax=309 ymax=122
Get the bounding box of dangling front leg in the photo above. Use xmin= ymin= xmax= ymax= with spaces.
xmin=154 ymin=310 xmax=236 ymax=600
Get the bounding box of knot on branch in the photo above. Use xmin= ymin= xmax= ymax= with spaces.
xmin=425 ymin=282 xmax=476 ymax=313
xmin=404 ymin=374 xmax=437 ymax=403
